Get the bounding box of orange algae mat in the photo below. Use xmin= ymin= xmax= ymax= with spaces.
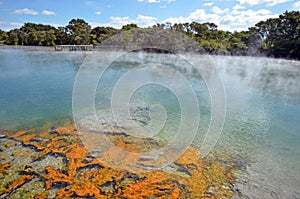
xmin=0 ymin=125 xmax=238 ymax=198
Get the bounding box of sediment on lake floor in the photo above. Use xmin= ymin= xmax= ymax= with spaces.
xmin=0 ymin=124 xmax=241 ymax=198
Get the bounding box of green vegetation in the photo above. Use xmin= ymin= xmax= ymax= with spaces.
xmin=0 ymin=29 xmax=8 ymax=43
xmin=0 ymin=11 xmax=299 ymax=59
xmin=255 ymin=11 xmax=300 ymax=59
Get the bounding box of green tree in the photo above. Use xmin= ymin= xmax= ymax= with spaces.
xmin=27 ymin=31 xmax=39 ymax=45
xmin=121 ymin=24 xmax=138 ymax=31
xmin=0 ymin=29 xmax=8 ymax=43
xmin=228 ymin=31 xmax=248 ymax=55
xmin=90 ymin=26 xmax=119 ymax=44
xmin=172 ymin=23 xmax=184 ymax=32
xmin=152 ymin=23 xmax=166 ymax=30
xmin=256 ymin=11 xmax=300 ymax=59
xmin=1 ymin=10 xmax=299 ymax=59
xmin=6 ymin=29 xmax=20 ymax=45
xmin=55 ymin=27 xmax=69 ymax=45
xmin=66 ymin=18 xmax=91 ymax=45
xmin=14 ymin=22 xmax=58 ymax=46
xmin=43 ymin=30 xmax=56 ymax=46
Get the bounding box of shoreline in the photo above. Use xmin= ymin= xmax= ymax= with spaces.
xmin=0 ymin=45 xmax=299 ymax=61
xmin=0 ymin=45 xmax=55 ymax=51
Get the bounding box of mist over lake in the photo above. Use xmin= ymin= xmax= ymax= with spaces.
xmin=0 ymin=47 xmax=299 ymax=198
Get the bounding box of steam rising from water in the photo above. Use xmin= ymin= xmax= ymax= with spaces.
xmin=0 ymin=47 xmax=300 ymax=198
xmin=213 ymin=56 xmax=300 ymax=97
xmin=212 ymin=56 xmax=300 ymax=199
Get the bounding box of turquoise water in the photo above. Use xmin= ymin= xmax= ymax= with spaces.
xmin=212 ymin=56 xmax=300 ymax=198
xmin=0 ymin=47 xmax=89 ymax=129
xmin=0 ymin=48 xmax=300 ymax=198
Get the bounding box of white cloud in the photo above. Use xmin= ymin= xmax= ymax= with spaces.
xmin=238 ymin=0 xmax=290 ymax=6
xmin=162 ymin=16 xmax=188 ymax=24
xmin=138 ymin=0 xmax=174 ymax=3
xmin=163 ymin=9 xmax=221 ymax=26
xmin=232 ymin=4 xmax=245 ymax=10
xmin=42 ymin=10 xmax=55 ymax=16
xmin=238 ymin=0 xmax=262 ymax=6
xmin=89 ymin=22 xmax=104 ymax=28
xmin=49 ymin=23 xmax=62 ymax=28
xmin=109 ymin=16 xmax=132 ymax=27
xmin=220 ymin=9 xmax=277 ymax=31
xmin=267 ymin=0 xmax=290 ymax=6
xmin=95 ymin=11 xmax=102 ymax=15
xmin=85 ymin=1 xmax=94 ymax=6
xmin=0 ymin=21 xmax=22 ymax=31
xmin=231 ymin=8 xmax=272 ymax=16
xmin=162 ymin=8 xmax=278 ymax=32
xmin=294 ymin=1 xmax=300 ymax=7
xmin=188 ymin=9 xmax=221 ymax=24
xmin=212 ymin=6 xmax=230 ymax=14
xmin=160 ymin=5 xmax=167 ymax=8
xmin=204 ymin=2 xmax=214 ymax=6
xmin=136 ymin=14 xmax=157 ymax=26
xmin=14 ymin=8 xmax=39 ymax=15
xmin=148 ymin=0 xmax=160 ymax=3
xmin=91 ymin=14 xmax=158 ymax=29
xmin=0 ymin=2 xmax=3 ymax=5
xmin=90 ymin=4 xmax=279 ymax=32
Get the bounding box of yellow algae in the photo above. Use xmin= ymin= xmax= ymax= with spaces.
xmin=0 ymin=162 xmax=11 ymax=173
xmin=43 ymin=165 xmax=76 ymax=192
xmin=56 ymin=182 xmax=105 ymax=198
xmin=8 ymin=130 xmax=28 ymax=138
xmin=65 ymin=143 xmax=89 ymax=159
xmin=0 ymin=162 xmax=12 ymax=180
xmin=34 ymin=192 xmax=48 ymax=199
xmin=4 ymin=140 xmax=18 ymax=148
xmin=175 ymin=148 xmax=207 ymax=197
xmin=0 ymin=175 xmax=34 ymax=196
xmin=119 ymin=171 xmax=185 ymax=198
xmin=100 ymin=145 xmax=141 ymax=167
xmin=12 ymin=150 xmax=31 ymax=158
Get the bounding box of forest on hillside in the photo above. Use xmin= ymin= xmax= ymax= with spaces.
xmin=0 ymin=11 xmax=299 ymax=59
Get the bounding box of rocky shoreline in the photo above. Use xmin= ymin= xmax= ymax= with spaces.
xmin=0 ymin=124 xmax=242 ymax=198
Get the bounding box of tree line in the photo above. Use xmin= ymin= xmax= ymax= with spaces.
xmin=0 ymin=11 xmax=299 ymax=59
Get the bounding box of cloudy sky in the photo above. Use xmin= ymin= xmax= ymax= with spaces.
xmin=0 ymin=0 xmax=299 ymax=32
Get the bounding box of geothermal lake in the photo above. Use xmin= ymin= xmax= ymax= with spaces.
xmin=0 ymin=47 xmax=300 ymax=198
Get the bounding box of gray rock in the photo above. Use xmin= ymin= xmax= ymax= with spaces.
xmin=0 ymin=134 xmax=6 ymax=139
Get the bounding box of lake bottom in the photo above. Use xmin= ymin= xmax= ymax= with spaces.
xmin=0 ymin=120 xmax=241 ymax=199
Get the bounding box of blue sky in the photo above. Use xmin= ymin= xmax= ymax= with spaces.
xmin=0 ymin=0 xmax=299 ymax=32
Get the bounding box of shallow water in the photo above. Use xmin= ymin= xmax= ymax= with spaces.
xmin=0 ymin=48 xmax=300 ymax=198
xmin=0 ymin=47 xmax=89 ymax=129
xmin=211 ymin=56 xmax=300 ymax=199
